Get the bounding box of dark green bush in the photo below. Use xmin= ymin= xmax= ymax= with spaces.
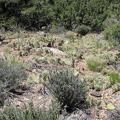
xmin=0 ymin=103 xmax=59 ymax=120
xmin=75 ymin=25 xmax=90 ymax=36
xmin=48 ymin=70 xmax=88 ymax=112
xmin=0 ymin=0 xmax=54 ymax=31
xmin=0 ymin=0 xmax=119 ymax=31
xmin=0 ymin=59 xmax=26 ymax=90
xmin=103 ymin=22 xmax=120 ymax=43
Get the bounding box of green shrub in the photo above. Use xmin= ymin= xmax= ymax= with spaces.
xmin=109 ymin=72 xmax=120 ymax=85
xmin=0 ymin=0 xmax=119 ymax=31
xmin=103 ymin=18 xmax=119 ymax=29
xmin=0 ymin=59 xmax=26 ymax=90
xmin=87 ymin=58 xmax=104 ymax=72
xmin=48 ymin=70 xmax=88 ymax=112
xmin=65 ymin=31 xmax=77 ymax=41
xmin=0 ymin=103 xmax=59 ymax=120
xmin=103 ymin=22 xmax=120 ymax=44
xmin=49 ymin=25 xmax=66 ymax=34
xmin=75 ymin=25 xmax=90 ymax=36
xmin=0 ymin=59 xmax=26 ymax=106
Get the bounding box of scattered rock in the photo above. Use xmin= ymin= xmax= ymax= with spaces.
xmin=2 ymin=40 xmax=10 ymax=44
xmin=66 ymin=114 xmax=87 ymax=120
xmin=37 ymin=31 xmax=47 ymax=37
xmin=58 ymin=115 xmax=65 ymax=120
xmin=116 ymin=106 xmax=120 ymax=110
xmin=106 ymin=107 xmax=120 ymax=120
xmin=32 ymin=69 xmax=37 ymax=73
xmin=90 ymin=91 xmax=102 ymax=97
xmin=14 ymin=101 xmax=22 ymax=107
xmin=98 ymin=36 xmax=105 ymax=41
xmin=42 ymin=47 xmax=68 ymax=57
xmin=113 ymin=95 xmax=120 ymax=100
xmin=58 ymin=110 xmax=88 ymax=120
xmin=9 ymin=89 xmax=25 ymax=95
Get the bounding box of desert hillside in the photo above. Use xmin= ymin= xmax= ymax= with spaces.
xmin=0 ymin=0 xmax=120 ymax=120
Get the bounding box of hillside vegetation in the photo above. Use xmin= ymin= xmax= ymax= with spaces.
xmin=0 ymin=0 xmax=120 ymax=31
xmin=0 ymin=0 xmax=120 ymax=120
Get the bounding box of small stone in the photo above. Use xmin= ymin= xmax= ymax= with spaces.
xmin=116 ymin=106 xmax=120 ymax=110
xmin=59 ymin=110 xmax=88 ymax=120
xmin=113 ymin=95 xmax=120 ymax=100
xmin=37 ymin=31 xmax=47 ymax=37
xmin=58 ymin=115 xmax=65 ymax=120
xmin=15 ymin=101 xmax=21 ymax=107
xmin=66 ymin=111 xmax=87 ymax=120
xmin=90 ymin=91 xmax=102 ymax=97
xmin=98 ymin=36 xmax=105 ymax=41
xmin=32 ymin=69 xmax=37 ymax=73
xmin=42 ymin=47 xmax=68 ymax=57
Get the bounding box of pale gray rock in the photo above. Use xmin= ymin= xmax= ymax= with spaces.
xmin=42 ymin=47 xmax=68 ymax=57
xmin=37 ymin=31 xmax=47 ymax=37
xmin=58 ymin=110 xmax=88 ymax=120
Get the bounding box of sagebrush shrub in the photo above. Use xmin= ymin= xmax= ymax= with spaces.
xmin=103 ymin=22 xmax=120 ymax=44
xmin=0 ymin=103 xmax=59 ymax=120
xmin=75 ymin=25 xmax=90 ymax=36
xmin=0 ymin=59 xmax=26 ymax=90
xmin=49 ymin=25 xmax=66 ymax=34
xmin=48 ymin=70 xmax=88 ymax=112
xmin=103 ymin=18 xmax=119 ymax=29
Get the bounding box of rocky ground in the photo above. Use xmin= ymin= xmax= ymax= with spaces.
xmin=0 ymin=30 xmax=120 ymax=120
